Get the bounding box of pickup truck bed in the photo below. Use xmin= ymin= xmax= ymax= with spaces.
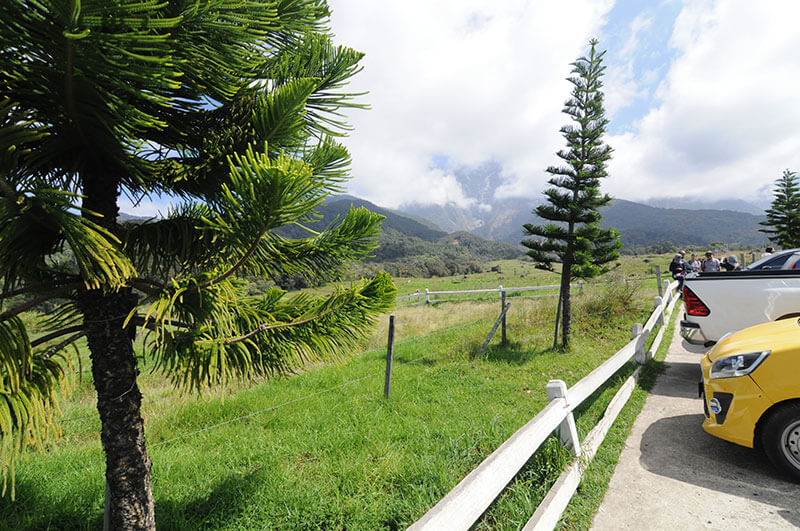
xmin=680 ymin=269 xmax=800 ymax=345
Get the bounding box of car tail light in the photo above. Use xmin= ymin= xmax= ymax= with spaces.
xmin=684 ymin=287 xmax=710 ymax=316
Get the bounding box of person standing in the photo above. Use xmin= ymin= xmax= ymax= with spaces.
xmin=687 ymin=253 xmax=701 ymax=272
xmin=702 ymin=251 xmax=721 ymax=272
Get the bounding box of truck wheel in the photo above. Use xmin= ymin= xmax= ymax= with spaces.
xmin=762 ymin=402 xmax=800 ymax=482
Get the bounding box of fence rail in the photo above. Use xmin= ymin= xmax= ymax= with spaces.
xmin=410 ymin=280 xmax=680 ymax=530
xmin=396 ymin=283 xmax=581 ymax=302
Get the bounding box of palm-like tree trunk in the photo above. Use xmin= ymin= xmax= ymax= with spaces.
xmin=81 ymin=290 xmax=154 ymax=530
xmin=81 ymin=173 xmax=155 ymax=530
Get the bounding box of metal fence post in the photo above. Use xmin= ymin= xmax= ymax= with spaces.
xmin=384 ymin=315 xmax=395 ymax=398
xmin=546 ymin=380 xmax=581 ymax=456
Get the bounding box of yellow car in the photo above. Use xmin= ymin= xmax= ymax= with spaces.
xmin=700 ymin=317 xmax=800 ymax=481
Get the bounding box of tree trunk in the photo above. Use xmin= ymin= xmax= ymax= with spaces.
xmin=81 ymin=173 xmax=155 ymax=529
xmin=559 ymin=255 xmax=572 ymax=349
xmin=81 ymin=290 xmax=155 ymax=530
xmin=560 ymin=221 xmax=575 ymax=349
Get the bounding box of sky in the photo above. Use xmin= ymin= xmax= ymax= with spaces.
xmin=121 ymin=0 xmax=800 ymax=216
xmin=324 ymin=0 xmax=800 ymax=210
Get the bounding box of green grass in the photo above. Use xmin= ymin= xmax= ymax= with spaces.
xmin=2 ymin=261 xmax=673 ymax=530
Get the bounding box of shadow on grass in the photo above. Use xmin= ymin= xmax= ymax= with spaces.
xmin=480 ymin=341 xmax=552 ymax=366
xmin=156 ymin=468 xmax=266 ymax=530
xmin=0 ymin=480 xmax=104 ymax=531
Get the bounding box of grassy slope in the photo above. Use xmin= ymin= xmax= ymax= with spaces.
xmin=2 ymin=258 xmax=672 ymax=529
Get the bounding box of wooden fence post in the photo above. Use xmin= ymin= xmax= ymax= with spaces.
xmin=546 ymin=380 xmax=581 ymax=456
xmin=384 ymin=315 xmax=395 ymax=399
xmin=663 ymin=279 xmax=670 ymax=298
xmin=740 ymin=252 xmax=746 ymax=268
xmin=424 ymin=288 xmax=430 ymax=305
xmin=632 ymin=323 xmax=646 ymax=364
xmin=474 ymin=303 xmax=511 ymax=360
xmin=500 ymin=286 xmax=507 ymax=345
xmin=655 ymin=265 xmax=662 ymax=297
xmin=654 ymin=296 xmax=663 ymax=326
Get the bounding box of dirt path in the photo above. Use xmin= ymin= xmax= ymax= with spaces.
xmin=591 ymin=317 xmax=800 ymax=530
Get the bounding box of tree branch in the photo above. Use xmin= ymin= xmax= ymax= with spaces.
xmin=37 ymin=331 xmax=87 ymax=361
xmin=1 ymin=280 xmax=82 ymax=301
xmin=0 ymin=176 xmax=19 ymax=204
xmin=196 ymin=228 xmax=269 ymax=290
xmin=129 ymin=278 xmax=166 ymax=295
xmin=131 ymin=315 xmax=193 ymax=330
xmin=30 ymin=324 xmax=85 ymax=348
xmin=0 ymin=284 xmax=78 ymax=322
xmin=200 ymin=306 xmax=337 ymax=346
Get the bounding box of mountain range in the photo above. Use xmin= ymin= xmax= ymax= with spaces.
xmin=397 ymin=161 xmax=770 ymax=250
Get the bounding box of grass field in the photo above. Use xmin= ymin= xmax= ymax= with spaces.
xmin=2 ymin=257 xmax=676 ymax=529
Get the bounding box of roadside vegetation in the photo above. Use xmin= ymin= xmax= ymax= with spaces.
xmin=1 ymin=257 xmax=670 ymax=529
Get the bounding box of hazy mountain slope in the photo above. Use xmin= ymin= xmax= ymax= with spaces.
xmin=402 ymin=196 xmax=769 ymax=249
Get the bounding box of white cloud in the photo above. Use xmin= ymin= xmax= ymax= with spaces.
xmin=607 ymin=0 xmax=800 ymax=204
xmin=327 ymin=0 xmax=615 ymax=207
xmin=604 ymin=13 xmax=653 ymax=118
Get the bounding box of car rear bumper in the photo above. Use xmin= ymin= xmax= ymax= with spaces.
xmin=680 ymin=319 xmax=708 ymax=345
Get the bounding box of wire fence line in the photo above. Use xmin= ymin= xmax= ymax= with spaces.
xmin=57 ymin=316 xmax=491 ymax=425
xmin=395 ymin=273 xmax=663 ymax=304
xmin=153 ymin=323 xmax=491 ymax=448
xmin=54 ymin=281 xmax=656 ymax=441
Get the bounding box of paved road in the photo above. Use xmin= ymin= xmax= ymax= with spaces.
xmin=592 ymin=317 xmax=800 ymax=530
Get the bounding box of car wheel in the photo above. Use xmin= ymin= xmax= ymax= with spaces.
xmin=762 ymin=402 xmax=800 ymax=482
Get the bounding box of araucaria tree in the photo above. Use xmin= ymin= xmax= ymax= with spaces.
xmin=759 ymin=169 xmax=800 ymax=248
xmin=0 ymin=2 xmax=395 ymax=529
xmin=522 ymin=39 xmax=621 ymax=349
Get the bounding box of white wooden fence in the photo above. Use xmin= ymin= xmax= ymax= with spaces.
xmin=409 ymin=279 xmax=680 ymax=531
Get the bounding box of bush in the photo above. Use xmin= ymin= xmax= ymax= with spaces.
xmin=577 ymin=274 xmax=643 ymax=318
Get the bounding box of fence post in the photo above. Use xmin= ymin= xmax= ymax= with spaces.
xmin=384 ymin=315 xmax=395 ymax=399
xmin=579 ymin=281 xmax=584 ymax=295
xmin=424 ymin=288 xmax=430 ymax=305
xmin=474 ymin=303 xmax=511 ymax=359
xmin=546 ymin=380 xmax=581 ymax=456
xmin=663 ymin=279 xmax=670 ymax=298
xmin=654 ymin=296 xmax=664 ymax=326
xmin=632 ymin=323 xmax=646 ymax=364
xmin=655 ymin=265 xmax=663 ymax=297
xmin=740 ymin=252 xmax=746 ymax=268
xmin=500 ymin=286 xmax=507 ymax=345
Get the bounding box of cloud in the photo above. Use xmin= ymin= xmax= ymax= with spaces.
xmin=606 ymin=0 xmax=800 ymax=204
xmin=327 ymin=0 xmax=615 ymax=207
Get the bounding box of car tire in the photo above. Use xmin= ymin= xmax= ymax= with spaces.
xmin=762 ymin=402 xmax=800 ymax=482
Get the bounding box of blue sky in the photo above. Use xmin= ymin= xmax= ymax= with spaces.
xmin=122 ymin=1 xmax=800 ymax=216
xmin=600 ymin=0 xmax=682 ymax=135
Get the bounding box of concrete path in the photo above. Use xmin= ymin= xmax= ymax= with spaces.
xmin=591 ymin=317 xmax=800 ymax=530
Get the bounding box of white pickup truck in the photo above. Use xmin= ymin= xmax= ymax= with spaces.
xmin=680 ymin=268 xmax=800 ymax=345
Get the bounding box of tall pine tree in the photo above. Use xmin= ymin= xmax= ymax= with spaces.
xmin=522 ymin=39 xmax=621 ymax=348
xmin=0 ymin=2 xmax=395 ymax=528
xmin=760 ymin=169 xmax=800 ymax=249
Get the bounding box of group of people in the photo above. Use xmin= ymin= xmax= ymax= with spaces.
xmin=669 ymin=250 xmax=741 ymax=289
